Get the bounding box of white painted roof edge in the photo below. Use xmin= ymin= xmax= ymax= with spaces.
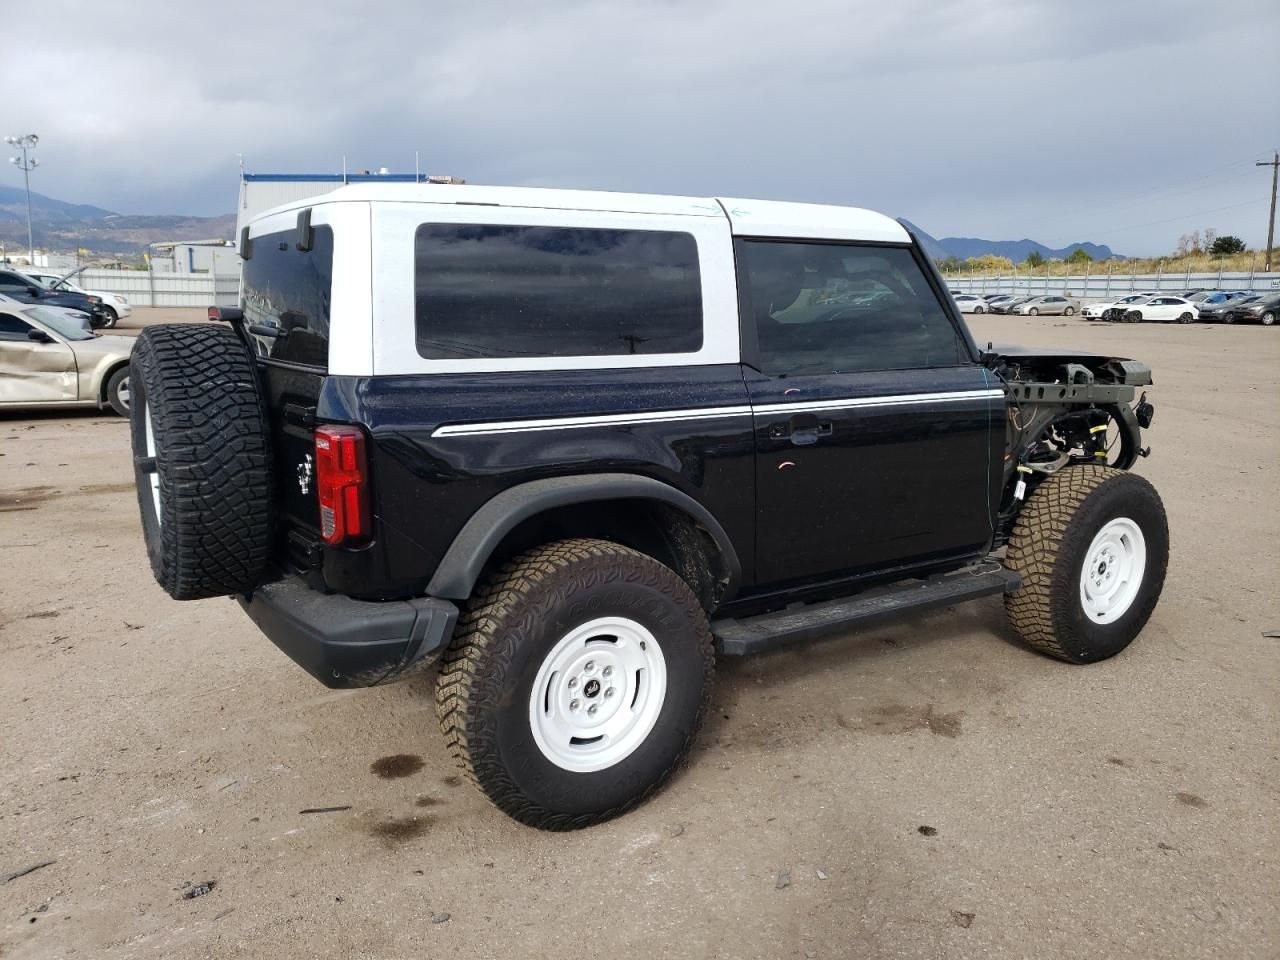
xmin=249 ymin=183 xmax=908 ymax=244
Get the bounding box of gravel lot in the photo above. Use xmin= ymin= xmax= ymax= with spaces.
xmin=1 ymin=309 xmax=1277 ymax=960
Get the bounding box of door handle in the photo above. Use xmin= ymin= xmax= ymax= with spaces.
xmin=788 ymin=421 xmax=833 ymax=446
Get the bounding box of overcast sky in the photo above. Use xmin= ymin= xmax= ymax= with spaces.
xmin=4 ymin=0 xmax=1277 ymax=255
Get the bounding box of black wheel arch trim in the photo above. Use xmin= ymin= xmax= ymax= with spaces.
xmin=425 ymin=473 xmax=743 ymax=602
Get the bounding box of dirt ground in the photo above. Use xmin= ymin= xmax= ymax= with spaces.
xmin=1 ymin=308 xmax=1277 ymax=960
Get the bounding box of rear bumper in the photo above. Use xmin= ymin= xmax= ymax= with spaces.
xmin=238 ymin=576 xmax=459 ymax=689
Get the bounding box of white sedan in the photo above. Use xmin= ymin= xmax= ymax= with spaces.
xmin=1122 ymin=296 xmax=1200 ymax=323
xmin=22 ymin=269 xmax=133 ymax=328
xmin=952 ymin=294 xmax=990 ymax=314
xmin=1082 ymin=293 xmax=1159 ymax=319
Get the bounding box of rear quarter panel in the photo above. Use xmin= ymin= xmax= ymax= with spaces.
xmin=315 ymin=366 xmax=756 ymax=600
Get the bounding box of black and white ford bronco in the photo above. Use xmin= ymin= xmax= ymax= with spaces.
xmin=129 ymin=184 xmax=1167 ymax=829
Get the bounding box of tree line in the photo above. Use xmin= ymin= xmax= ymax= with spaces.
xmin=938 ymin=230 xmax=1248 ymax=273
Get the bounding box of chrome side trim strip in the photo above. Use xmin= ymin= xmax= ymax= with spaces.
xmin=433 ymin=405 xmax=755 ymax=437
xmin=432 ymin=389 xmax=1006 ymax=437
xmin=751 ymin=388 xmax=1005 ymax=416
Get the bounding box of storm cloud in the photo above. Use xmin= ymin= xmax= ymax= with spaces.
xmin=4 ymin=0 xmax=1277 ymax=254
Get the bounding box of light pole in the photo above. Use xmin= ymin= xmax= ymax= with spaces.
xmin=6 ymin=134 xmax=40 ymax=260
xmin=1257 ymin=150 xmax=1278 ymax=272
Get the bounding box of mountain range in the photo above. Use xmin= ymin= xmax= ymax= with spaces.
xmin=901 ymin=219 xmax=1122 ymax=263
xmin=0 ymin=184 xmax=1121 ymax=262
xmin=0 ymin=185 xmax=235 ymax=256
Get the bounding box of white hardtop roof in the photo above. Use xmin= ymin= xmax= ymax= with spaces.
xmin=254 ymin=183 xmax=910 ymax=244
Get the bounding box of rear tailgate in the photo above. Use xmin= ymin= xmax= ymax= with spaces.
xmin=259 ymin=365 xmax=325 ymax=566
xmin=240 ymin=221 xmax=336 ymax=570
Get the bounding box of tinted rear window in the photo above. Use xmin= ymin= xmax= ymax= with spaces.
xmin=738 ymin=240 xmax=966 ymax=376
xmin=414 ymin=224 xmax=703 ymax=360
xmin=242 ymin=226 xmax=334 ymax=368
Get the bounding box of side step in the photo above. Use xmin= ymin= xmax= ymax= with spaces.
xmin=712 ymin=566 xmax=1021 ymax=657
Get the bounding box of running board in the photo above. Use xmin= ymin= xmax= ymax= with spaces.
xmin=712 ymin=567 xmax=1021 ymax=657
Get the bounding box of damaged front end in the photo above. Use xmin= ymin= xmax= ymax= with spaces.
xmin=985 ymin=345 xmax=1156 ymax=545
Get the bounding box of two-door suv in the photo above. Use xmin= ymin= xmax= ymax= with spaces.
xmin=129 ymin=184 xmax=1167 ymax=829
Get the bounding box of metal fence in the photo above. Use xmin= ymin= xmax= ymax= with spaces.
xmin=77 ymin=269 xmax=240 ymax=308
xmin=941 ymin=269 xmax=1280 ymax=301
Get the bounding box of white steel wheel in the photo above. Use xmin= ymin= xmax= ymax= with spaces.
xmin=529 ymin=616 xmax=668 ymax=773
xmin=1079 ymin=517 xmax=1146 ymax=623
xmin=144 ymin=401 xmax=161 ymax=528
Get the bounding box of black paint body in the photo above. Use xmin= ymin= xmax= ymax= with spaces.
xmin=260 ymin=358 xmax=1002 ymax=610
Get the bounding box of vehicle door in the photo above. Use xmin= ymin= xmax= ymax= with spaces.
xmin=1146 ymin=297 xmax=1175 ymax=320
xmin=737 ymin=238 xmax=1002 ymax=588
xmin=0 ymin=312 xmax=77 ymax=402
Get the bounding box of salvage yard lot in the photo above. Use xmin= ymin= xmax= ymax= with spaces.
xmin=1 ymin=310 xmax=1277 ymax=960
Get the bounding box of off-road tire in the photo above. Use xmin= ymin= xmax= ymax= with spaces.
xmin=129 ymin=324 xmax=273 ymax=600
xmin=1004 ymin=465 xmax=1168 ymax=664
xmin=105 ymin=366 xmax=130 ymax=416
xmin=436 ymin=538 xmax=714 ymax=830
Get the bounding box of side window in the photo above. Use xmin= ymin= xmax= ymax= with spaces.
xmin=0 ymin=312 xmax=34 ymax=342
xmin=241 ymin=226 xmax=334 ymax=368
xmin=737 ymin=240 xmax=967 ymax=377
xmin=413 ymin=224 xmax=703 ymax=360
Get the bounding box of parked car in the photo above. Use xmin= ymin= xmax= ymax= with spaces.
xmin=0 ymin=268 xmax=109 ymax=327
xmin=127 ymin=183 xmax=1167 ymax=830
xmin=0 ymin=291 xmax=93 ymax=332
xmin=1194 ymin=291 xmax=1251 ymax=307
xmin=983 ymin=295 xmax=1016 ymax=309
xmin=1222 ymin=292 xmax=1280 ymax=325
xmin=1199 ymin=293 xmax=1261 ymax=322
xmin=991 ymin=296 xmax=1035 ymax=314
xmin=1101 ymin=295 xmax=1159 ymax=322
xmin=0 ymin=301 xmax=132 ymax=414
xmin=953 ymin=294 xmax=989 ymax=313
xmin=1122 ymin=296 xmax=1200 ymax=323
xmin=21 ymin=268 xmax=132 ymax=328
xmin=1083 ymin=293 xmax=1158 ymax=321
xmin=1012 ymin=295 xmax=1080 ymax=316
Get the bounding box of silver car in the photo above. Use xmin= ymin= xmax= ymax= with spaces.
xmin=0 ymin=302 xmax=133 ymax=415
xmin=1013 ymin=295 xmax=1081 ymax=316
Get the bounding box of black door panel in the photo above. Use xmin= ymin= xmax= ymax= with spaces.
xmin=734 ymin=238 xmax=1000 ymax=589
xmin=748 ymin=367 xmax=1001 ymax=586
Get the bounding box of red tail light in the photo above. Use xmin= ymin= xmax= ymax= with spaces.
xmin=314 ymin=425 xmax=370 ymax=545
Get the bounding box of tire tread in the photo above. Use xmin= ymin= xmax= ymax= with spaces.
xmin=436 ymin=538 xmax=714 ymax=830
xmin=130 ymin=324 xmax=273 ymax=600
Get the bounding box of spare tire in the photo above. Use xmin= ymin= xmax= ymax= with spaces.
xmin=129 ymin=324 xmax=274 ymax=600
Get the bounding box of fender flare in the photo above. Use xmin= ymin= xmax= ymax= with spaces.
xmin=425 ymin=473 xmax=743 ymax=601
